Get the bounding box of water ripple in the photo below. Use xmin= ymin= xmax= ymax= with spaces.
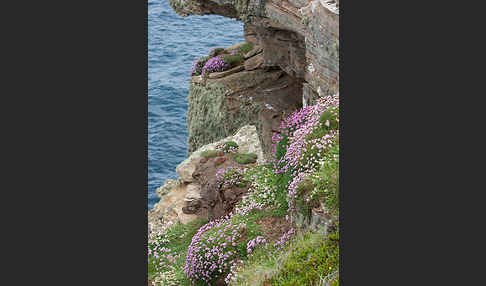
xmin=148 ymin=0 xmax=244 ymax=209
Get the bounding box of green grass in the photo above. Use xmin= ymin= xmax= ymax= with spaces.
xmin=275 ymin=130 xmax=289 ymax=164
xmin=296 ymin=141 xmax=339 ymax=216
xmin=306 ymin=107 xmax=339 ymax=142
xmin=222 ymin=54 xmax=245 ymax=68
xmin=210 ymin=47 xmax=225 ymax=57
xmin=266 ymin=229 xmax=339 ymax=286
xmin=233 ymin=153 xmax=258 ymax=164
xmin=238 ymin=42 xmax=255 ymax=54
xmin=231 ymin=209 xmax=274 ymax=257
xmin=148 ymin=219 xmax=208 ymax=285
xmin=200 ymin=149 xmax=219 ymax=158
xmin=230 ymin=228 xmax=339 ymax=286
xmin=219 ymin=141 xmax=239 ymax=152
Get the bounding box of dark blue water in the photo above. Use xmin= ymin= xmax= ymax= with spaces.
xmin=148 ymin=0 xmax=244 ymax=209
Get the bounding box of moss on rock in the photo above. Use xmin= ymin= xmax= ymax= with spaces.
xmin=186 ymin=82 xmax=263 ymax=154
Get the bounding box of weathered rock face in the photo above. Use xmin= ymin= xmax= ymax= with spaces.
xmin=177 ymin=125 xmax=265 ymax=182
xmin=193 ymin=154 xmax=252 ymax=221
xmin=172 ymin=0 xmax=338 ymax=160
xmin=170 ymin=0 xmax=339 ymax=107
xmin=148 ymin=180 xmax=200 ymax=234
xmin=149 ymin=125 xmax=263 ymax=232
xmin=186 ymin=65 xmax=301 ymax=160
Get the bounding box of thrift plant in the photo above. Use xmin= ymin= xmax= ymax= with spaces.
xmin=184 ymin=215 xmax=244 ymax=285
xmin=148 ymin=219 xmax=208 ymax=285
xmin=216 ymin=166 xmax=248 ymax=191
xmin=236 ymin=166 xmax=282 ymax=215
xmin=216 ymin=141 xmax=239 ymax=153
xmin=270 ymin=94 xmax=339 ymax=220
xmin=191 ymin=56 xmax=210 ymax=76
xmin=202 ymin=55 xmax=229 ymax=77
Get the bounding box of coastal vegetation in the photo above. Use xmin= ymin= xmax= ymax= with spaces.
xmin=148 ymin=94 xmax=339 ymax=285
xmin=190 ymin=44 xmax=252 ymax=77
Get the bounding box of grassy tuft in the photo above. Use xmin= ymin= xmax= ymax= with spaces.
xmin=238 ymin=42 xmax=255 ymax=54
xmin=221 ymin=54 xmax=245 ymax=68
xmin=200 ymin=149 xmax=219 ymax=158
xmin=209 ymin=47 xmax=225 ymax=57
xmin=266 ymin=229 xmax=339 ymax=286
xmin=148 ymin=219 xmax=208 ymax=285
xmin=233 ymin=153 xmax=258 ymax=164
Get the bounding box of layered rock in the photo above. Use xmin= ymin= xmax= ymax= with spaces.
xmin=149 ymin=125 xmax=263 ymax=231
xmin=187 ymin=46 xmax=302 ymax=162
xmin=172 ymin=0 xmax=338 ymax=162
xmin=170 ymin=0 xmax=339 ymax=107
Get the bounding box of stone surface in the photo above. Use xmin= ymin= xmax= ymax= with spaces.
xmin=176 ymin=125 xmax=264 ymax=186
xmin=187 ymin=69 xmax=301 ymax=158
xmin=184 ymin=183 xmax=202 ymax=201
xmin=214 ymin=157 xmax=226 ymax=165
xmin=244 ymin=44 xmax=263 ymax=59
xmin=169 ymin=0 xmax=339 ymax=101
xmin=176 ymin=157 xmax=198 ymax=183
xmin=155 ymin=179 xmax=180 ymax=198
xmin=244 ymin=52 xmax=264 ymax=70
xmin=193 ymin=153 xmax=251 ymax=220
xmin=208 ymin=65 xmax=245 ymax=79
xmin=148 ymin=183 xmax=200 ymax=234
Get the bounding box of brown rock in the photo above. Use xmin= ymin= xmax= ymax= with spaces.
xmin=214 ymin=157 xmax=226 ymax=165
xmin=200 ymin=157 xmax=208 ymax=164
xmin=244 ymin=45 xmax=263 ymax=59
xmin=208 ymin=65 xmax=244 ymax=79
xmin=182 ymin=200 xmax=201 ymax=214
xmin=244 ymin=53 xmax=264 ymax=71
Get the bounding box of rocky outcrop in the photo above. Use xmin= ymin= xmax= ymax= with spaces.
xmin=178 ymin=125 xmax=264 ymax=182
xmin=149 ymin=125 xmax=263 ymax=232
xmin=187 ymin=47 xmax=302 ymax=161
xmin=148 ymin=179 xmax=200 ymax=234
xmin=173 ymin=0 xmax=338 ymax=161
xmin=170 ymin=0 xmax=339 ymax=107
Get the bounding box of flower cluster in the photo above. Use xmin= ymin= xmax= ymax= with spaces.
xmin=271 ymin=94 xmax=339 ymax=218
xmin=273 ymin=228 xmax=295 ymax=250
xmin=216 ymin=141 xmax=239 ymax=153
xmin=216 ymin=166 xmax=247 ymax=191
xmin=190 ymin=56 xmax=210 ymax=76
xmin=202 ymin=56 xmax=229 ymax=77
xmin=184 ymin=214 xmax=243 ymax=284
xmin=247 ymin=236 xmax=267 ymax=255
xmin=235 ymin=166 xmax=279 ymax=213
xmin=148 ymin=221 xmax=186 ymax=283
xmin=152 ymin=265 xmax=178 ymax=286
xmin=224 ymin=259 xmax=243 ymax=284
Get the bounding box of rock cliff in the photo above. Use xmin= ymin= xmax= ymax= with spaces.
xmin=172 ymin=0 xmax=339 ymax=161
